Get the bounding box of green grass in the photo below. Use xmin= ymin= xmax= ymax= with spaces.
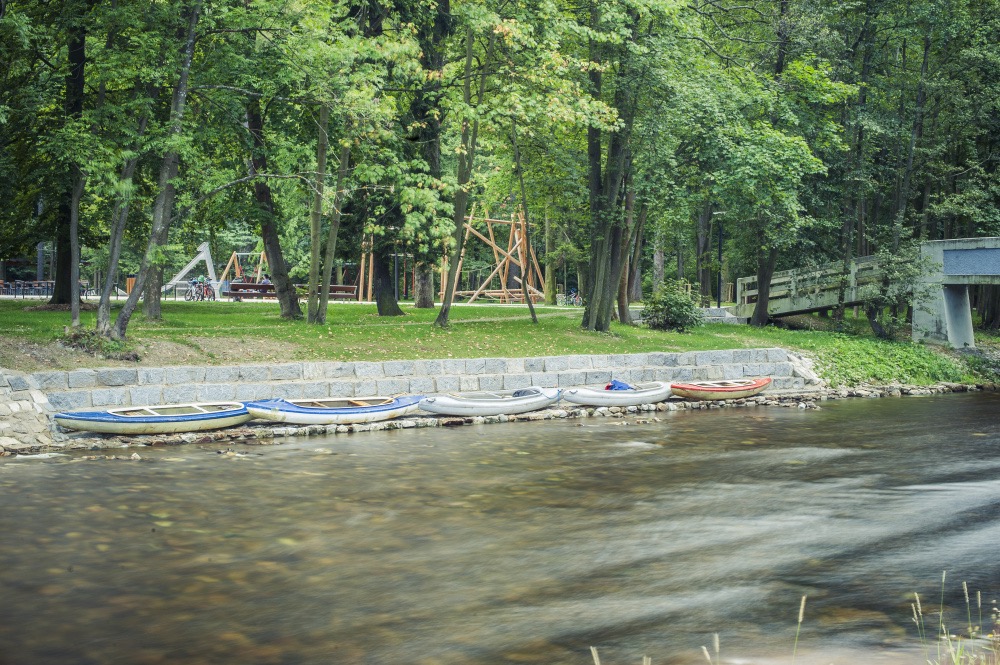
xmin=0 ymin=299 xmax=986 ymax=386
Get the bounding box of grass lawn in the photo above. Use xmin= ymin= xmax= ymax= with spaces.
xmin=0 ymin=298 xmax=988 ymax=387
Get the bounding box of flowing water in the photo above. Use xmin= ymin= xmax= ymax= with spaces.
xmin=2 ymin=392 xmax=999 ymax=665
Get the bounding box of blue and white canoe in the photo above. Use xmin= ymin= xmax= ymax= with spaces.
xmin=419 ymin=387 xmax=561 ymax=417
xmin=244 ymin=395 xmax=424 ymax=425
xmin=53 ymin=402 xmax=252 ymax=435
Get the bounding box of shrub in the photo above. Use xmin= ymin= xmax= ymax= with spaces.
xmin=641 ymin=280 xmax=703 ymax=332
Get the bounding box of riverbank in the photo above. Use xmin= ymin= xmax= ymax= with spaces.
xmin=28 ymin=382 xmax=996 ymax=459
xmin=1 ymin=346 xmax=995 ymax=455
xmin=0 ymin=300 xmax=984 ymax=390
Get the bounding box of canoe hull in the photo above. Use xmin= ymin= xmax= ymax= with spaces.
xmin=562 ymin=381 xmax=672 ymax=407
xmin=53 ymin=402 xmax=251 ymax=435
xmin=245 ymin=396 xmax=424 ymax=425
xmin=670 ymin=377 xmax=772 ymax=401
xmin=419 ymin=388 xmax=560 ymax=417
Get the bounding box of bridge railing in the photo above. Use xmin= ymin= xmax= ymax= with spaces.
xmin=735 ymin=255 xmax=880 ymax=316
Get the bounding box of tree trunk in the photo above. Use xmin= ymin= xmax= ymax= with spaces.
xmin=544 ymin=211 xmax=556 ymax=305
xmin=749 ymin=0 xmax=789 ymax=328
xmin=405 ymin=0 xmax=450 ymax=312
xmin=97 ymin=166 xmax=138 ymax=334
xmin=750 ymin=246 xmax=779 ymax=327
xmin=69 ymin=166 xmax=84 ymax=326
xmin=96 ymin=111 xmax=148 ymax=336
xmin=893 ymin=34 xmax=931 ymax=246
xmin=865 ymin=304 xmax=891 ymax=339
xmin=511 ymin=119 xmax=538 ymax=323
xmin=653 ymin=241 xmax=664 ymax=291
xmin=627 ymin=205 xmax=646 ymax=302
xmin=111 ymin=1 xmax=201 ymax=340
xmin=373 ymin=249 xmax=404 ymax=316
xmin=676 ymin=236 xmax=685 ymax=280
xmin=246 ymin=97 xmax=301 ymax=319
xmin=51 ymin=2 xmax=90 ymax=307
xmin=143 ymin=263 xmax=165 ymax=319
xmin=979 ymin=285 xmax=1000 ymax=329
xmin=317 ymin=144 xmax=352 ymax=324
xmin=695 ymin=202 xmax=712 ymax=305
xmin=583 ymin=10 xmax=639 ymax=332
xmin=616 ymin=185 xmax=640 ymax=325
xmin=307 ymin=104 xmax=330 ymax=323
xmin=435 ymin=28 xmax=494 ymax=327
xmin=413 ymin=263 xmax=435 ymax=308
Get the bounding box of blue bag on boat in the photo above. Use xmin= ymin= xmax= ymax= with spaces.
xmin=605 ymin=379 xmax=634 ymax=391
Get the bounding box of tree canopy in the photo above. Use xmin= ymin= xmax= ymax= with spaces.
xmin=2 ymin=0 xmax=998 ymax=337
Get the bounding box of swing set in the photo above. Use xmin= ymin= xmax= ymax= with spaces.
xmin=218 ymin=250 xmax=269 ymax=283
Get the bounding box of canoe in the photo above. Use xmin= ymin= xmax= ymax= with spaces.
xmin=670 ymin=377 xmax=772 ymax=401
xmin=53 ymin=402 xmax=251 ymax=435
xmin=244 ymin=395 xmax=424 ymax=425
xmin=419 ymin=387 xmax=561 ymax=417
xmin=561 ymin=380 xmax=672 ymax=407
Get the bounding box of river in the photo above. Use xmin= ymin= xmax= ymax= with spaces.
xmin=1 ymin=392 xmax=998 ymax=665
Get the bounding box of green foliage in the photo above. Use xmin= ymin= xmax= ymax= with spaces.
xmin=0 ymin=300 xmax=991 ymax=391
xmin=802 ymin=335 xmax=972 ymax=387
xmin=858 ymin=241 xmax=935 ymax=340
xmin=2 ymin=0 xmax=1000 ymax=340
xmin=61 ymin=328 xmax=138 ymax=362
xmin=641 ymin=280 xmax=704 ymax=332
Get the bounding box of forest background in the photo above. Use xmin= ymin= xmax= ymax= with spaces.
xmin=1 ymin=0 xmax=998 ymax=342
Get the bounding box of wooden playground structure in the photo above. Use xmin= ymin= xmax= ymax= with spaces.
xmin=437 ymin=211 xmax=544 ymax=303
xmin=218 ymin=250 xmax=269 ymax=283
xmin=353 ymin=211 xmax=543 ymax=304
xmin=185 ymin=210 xmax=543 ymax=303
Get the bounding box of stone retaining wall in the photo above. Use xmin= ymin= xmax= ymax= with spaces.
xmin=37 ymin=348 xmax=805 ymax=412
xmin=1 ymin=348 xmax=816 ymax=452
xmin=0 ymin=369 xmax=55 ymax=453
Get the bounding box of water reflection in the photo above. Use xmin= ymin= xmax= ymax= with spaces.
xmin=2 ymin=392 xmax=999 ymax=664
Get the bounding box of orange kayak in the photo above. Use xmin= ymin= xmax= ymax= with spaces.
xmin=670 ymin=377 xmax=772 ymax=401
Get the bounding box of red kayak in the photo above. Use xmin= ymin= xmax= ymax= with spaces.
xmin=670 ymin=377 xmax=772 ymax=401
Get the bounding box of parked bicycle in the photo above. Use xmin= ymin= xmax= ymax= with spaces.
xmin=184 ymin=279 xmax=216 ymax=301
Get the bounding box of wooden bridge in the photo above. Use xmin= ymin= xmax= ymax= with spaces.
xmin=734 ymin=255 xmax=879 ymax=319
xmin=731 ymin=237 xmax=1000 ymax=348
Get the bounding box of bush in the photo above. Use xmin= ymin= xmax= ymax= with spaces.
xmin=641 ymin=280 xmax=703 ymax=332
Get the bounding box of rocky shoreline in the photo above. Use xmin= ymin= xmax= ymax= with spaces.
xmin=4 ymin=380 xmax=994 ymax=457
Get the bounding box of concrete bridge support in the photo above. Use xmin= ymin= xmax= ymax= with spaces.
xmin=913 ymin=238 xmax=1000 ymax=348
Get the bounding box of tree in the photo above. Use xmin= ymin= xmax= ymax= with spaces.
xmin=111 ymin=0 xmax=202 ymax=340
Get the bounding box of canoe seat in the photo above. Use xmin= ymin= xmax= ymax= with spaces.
xmin=348 ymin=400 xmax=371 ymax=407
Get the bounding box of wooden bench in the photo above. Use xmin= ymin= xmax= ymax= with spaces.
xmin=329 ymin=284 xmax=358 ymax=300
xmin=223 ymin=282 xmax=276 ymax=300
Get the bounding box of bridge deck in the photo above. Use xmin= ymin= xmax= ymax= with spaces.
xmin=734 ymin=256 xmax=878 ymax=318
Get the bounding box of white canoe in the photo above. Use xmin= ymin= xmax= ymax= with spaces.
xmin=419 ymin=387 xmax=561 ymax=417
xmin=244 ymin=395 xmax=424 ymax=425
xmin=562 ymin=381 xmax=672 ymax=407
xmin=53 ymin=402 xmax=252 ymax=435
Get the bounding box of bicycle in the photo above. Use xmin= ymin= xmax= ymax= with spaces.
xmin=184 ymin=280 xmax=216 ymax=301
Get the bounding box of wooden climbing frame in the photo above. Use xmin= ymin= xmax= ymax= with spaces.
xmin=440 ymin=210 xmax=544 ymax=304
